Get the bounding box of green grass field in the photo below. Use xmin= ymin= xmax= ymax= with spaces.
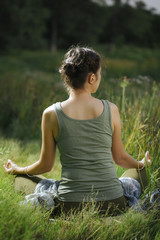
xmin=0 ymin=46 xmax=160 ymax=239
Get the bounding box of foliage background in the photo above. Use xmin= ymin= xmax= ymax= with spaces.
xmin=0 ymin=0 xmax=160 ymax=52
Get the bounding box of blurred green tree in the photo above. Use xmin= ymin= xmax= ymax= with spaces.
xmin=0 ymin=0 xmax=49 ymax=51
xmin=99 ymin=0 xmax=158 ymax=47
xmin=151 ymin=14 xmax=160 ymax=47
xmin=43 ymin=0 xmax=106 ymax=52
xmin=0 ymin=0 xmax=160 ymax=51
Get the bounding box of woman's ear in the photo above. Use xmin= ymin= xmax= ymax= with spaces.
xmin=88 ymin=73 xmax=96 ymax=85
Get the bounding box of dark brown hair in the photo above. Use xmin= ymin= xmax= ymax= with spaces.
xmin=59 ymin=46 xmax=101 ymax=89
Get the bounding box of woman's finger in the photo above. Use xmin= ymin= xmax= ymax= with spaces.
xmin=145 ymin=151 xmax=152 ymax=165
xmin=3 ymin=165 xmax=11 ymax=173
xmin=145 ymin=151 xmax=151 ymax=160
xmin=6 ymin=162 xmax=10 ymax=168
xmin=3 ymin=159 xmax=17 ymax=174
xmin=7 ymin=159 xmax=13 ymax=165
xmin=6 ymin=159 xmax=16 ymax=168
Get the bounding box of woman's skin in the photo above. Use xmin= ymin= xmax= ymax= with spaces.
xmin=3 ymin=67 xmax=151 ymax=175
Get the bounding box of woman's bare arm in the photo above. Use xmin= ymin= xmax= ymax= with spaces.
xmin=3 ymin=106 xmax=57 ymax=175
xmin=110 ymin=102 xmax=151 ymax=169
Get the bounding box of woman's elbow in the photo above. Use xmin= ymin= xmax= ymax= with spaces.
xmin=45 ymin=164 xmax=53 ymax=172
xmin=39 ymin=160 xmax=53 ymax=173
xmin=113 ymin=151 xmax=126 ymax=165
xmin=42 ymin=163 xmax=53 ymax=173
xmin=41 ymin=166 xmax=50 ymax=173
xmin=113 ymin=157 xmax=121 ymax=165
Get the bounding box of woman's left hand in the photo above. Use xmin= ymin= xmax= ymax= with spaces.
xmin=3 ymin=159 xmax=19 ymax=174
xmin=139 ymin=151 xmax=151 ymax=168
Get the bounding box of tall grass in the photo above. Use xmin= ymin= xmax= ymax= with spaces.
xmin=0 ymin=46 xmax=160 ymax=239
xmin=0 ymin=79 xmax=160 ymax=239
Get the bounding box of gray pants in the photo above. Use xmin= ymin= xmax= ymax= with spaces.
xmin=14 ymin=168 xmax=147 ymax=216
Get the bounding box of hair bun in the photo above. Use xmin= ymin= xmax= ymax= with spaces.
xmin=64 ymin=63 xmax=75 ymax=77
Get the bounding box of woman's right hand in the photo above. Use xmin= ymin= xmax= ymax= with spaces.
xmin=139 ymin=151 xmax=151 ymax=169
xmin=3 ymin=159 xmax=19 ymax=174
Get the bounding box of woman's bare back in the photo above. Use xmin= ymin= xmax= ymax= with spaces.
xmin=61 ymin=96 xmax=104 ymax=120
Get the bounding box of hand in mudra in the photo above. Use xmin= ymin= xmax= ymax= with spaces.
xmin=139 ymin=151 xmax=151 ymax=168
xmin=3 ymin=159 xmax=19 ymax=174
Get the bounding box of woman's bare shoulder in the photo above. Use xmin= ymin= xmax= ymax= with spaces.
xmin=43 ymin=104 xmax=56 ymax=114
xmin=42 ymin=104 xmax=59 ymax=138
xmin=107 ymin=101 xmax=121 ymax=130
xmin=108 ymin=101 xmax=119 ymax=114
xmin=43 ymin=104 xmax=57 ymax=124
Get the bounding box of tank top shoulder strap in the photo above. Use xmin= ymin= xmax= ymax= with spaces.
xmin=54 ymin=102 xmax=64 ymax=140
xmin=54 ymin=102 xmax=61 ymax=112
xmin=102 ymin=99 xmax=113 ymax=135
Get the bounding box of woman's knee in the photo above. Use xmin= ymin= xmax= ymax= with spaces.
xmin=121 ymin=168 xmax=148 ymax=192
xmin=14 ymin=174 xmax=46 ymax=195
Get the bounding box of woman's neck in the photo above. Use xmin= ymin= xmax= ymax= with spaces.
xmin=69 ymin=88 xmax=92 ymax=100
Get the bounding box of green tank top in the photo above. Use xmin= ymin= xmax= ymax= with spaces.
xmin=55 ymin=100 xmax=123 ymax=202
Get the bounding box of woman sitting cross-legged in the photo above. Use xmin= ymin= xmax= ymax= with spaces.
xmin=3 ymin=46 xmax=151 ymax=216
